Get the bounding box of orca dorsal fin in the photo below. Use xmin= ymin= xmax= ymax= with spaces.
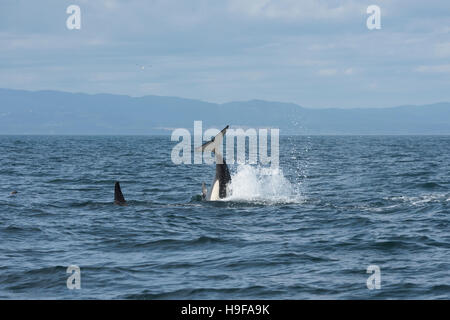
xmin=114 ymin=181 xmax=127 ymax=205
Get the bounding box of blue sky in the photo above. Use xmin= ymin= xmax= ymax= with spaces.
xmin=0 ymin=0 xmax=449 ymax=108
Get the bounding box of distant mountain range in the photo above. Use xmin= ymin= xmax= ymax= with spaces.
xmin=0 ymin=88 xmax=449 ymax=135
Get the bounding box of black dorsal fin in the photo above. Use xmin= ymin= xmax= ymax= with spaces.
xmin=114 ymin=181 xmax=126 ymax=205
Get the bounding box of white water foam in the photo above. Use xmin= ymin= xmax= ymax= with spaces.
xmin=224 ymin=164 xmax=303 ymax=204
xmin=388 ymin=193 xmax=449 ymax=205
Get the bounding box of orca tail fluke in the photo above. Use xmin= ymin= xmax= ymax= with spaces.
xmin=195 ymin=125 xmax=229 ymax=153
xmin=114 ymin=181 xmax=127 ymax=206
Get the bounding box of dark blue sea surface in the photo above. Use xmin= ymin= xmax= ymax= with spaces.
xmin=0 ymin=135 xmax=449 ymax=299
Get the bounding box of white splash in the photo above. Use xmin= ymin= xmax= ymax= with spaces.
xmin=387 ymin=193 xmax=449 ymax=206
xmin=224 ymin=164 xmax=303 ymax=204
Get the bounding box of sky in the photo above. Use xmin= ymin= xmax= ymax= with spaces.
xmin=0 ymin=0 xmax=449 ymax=108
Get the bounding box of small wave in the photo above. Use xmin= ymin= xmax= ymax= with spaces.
xmin=132 ymin=236 xmax=231 ymax=249
xmin=368 ymin=239 xmax=426 ymax=251
xmin=430 ymin=284 xmax=450 ymax=293
xmin=24 ymin=265 xmax=67 ymax=276
xmin=224 ymin=165 xmax=303 ymax=204
xmin=416 ymin=182 xmax=445 ymax=190
xmin=275 ymin=252 xmax=336 ymax=262
xmin=51 ymin=200 xmax=112 ymax=208
xmin=3 ymin=225 xmax=42 ymax=233
xmin=395 ymin=171 xmax=433 ymax=177
xmin=120 ymin=285 xmax=273 ymax=299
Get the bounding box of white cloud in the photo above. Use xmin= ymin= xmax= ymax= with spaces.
xmin=0 ymin=32 xmax=107 ymax=51
xmin=318 ymin=68 xmax=337 ymax=76
xmin=228 ymin=0 xmax=361 ymax=21
xmin=316 ymin=68 xmax=358 ymax=76
xmin=0 ymin=72 xmax=37 ymax=86
xmin=1 ymin=0 xmax=449 ymax=107
xmin=415 ymin=64 xmax=450 ymax=73
xmin=435 ymin=42 xmax=450 ymax=57
xmin=308 ymin=43 xmax=336 ymax=51
xmin=344 ymin=68 xmax=355 ymax=75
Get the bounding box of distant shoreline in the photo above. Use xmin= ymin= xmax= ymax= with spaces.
xmin=1 ymin=88 xmax=449 ymax=135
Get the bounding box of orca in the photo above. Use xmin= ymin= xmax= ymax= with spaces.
xmin=114 ymin=181 xmax=127 ymax=206
xmin=197 ymin=125 xmax=231 ymax=201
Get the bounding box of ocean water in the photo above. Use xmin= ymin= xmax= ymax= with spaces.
xmin=0 ymin=135 xmax=449 ymax=299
